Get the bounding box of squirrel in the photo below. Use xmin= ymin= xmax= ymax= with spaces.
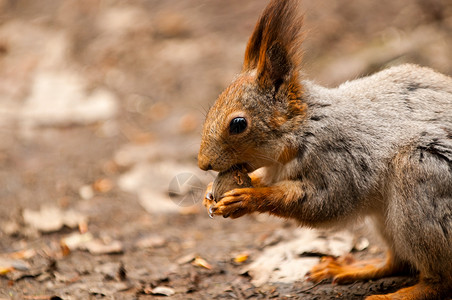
xmin=198 ymin=0 xmax=452 ymax=299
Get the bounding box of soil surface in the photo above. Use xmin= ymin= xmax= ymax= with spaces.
xmin=0 ymin=0 xmax=451 ymax=299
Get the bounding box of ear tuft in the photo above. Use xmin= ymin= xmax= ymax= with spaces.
xmin=259 ymin=42 xmax=290 ymax=91
xmin=243 ymin=0 xmax=304 ymax=90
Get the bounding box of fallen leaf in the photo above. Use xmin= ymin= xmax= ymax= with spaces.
xmin=176 ymin=253 xmax=196 ymax=265
xmin=21 ymin=70 xmax=118 ymax=127
xmin=234 ymin=253 xmax=249 ymax=264
xmin=60 ymin=243 xmax=71 ymax=257
xmin=0 ymin=267 xmax=13 ymax=275
xmin=84 ymin=239 xmax=123 ymax=255
xmin=135 ymin=235 xmax=166 ymax=249
xmin=93 ymin=178 xmax=113 ymax=193
xmin=151 ymin=286 xmax=175 ymax=297
xmin=9 ymin=249 xmax=36 ymax=260
xmin=61 ymin=232 xmax=94 ymax=251
xmin=0 ymin=257 xmax=30 ymax=273
xmin=242 ymin=228 xmax=354 ymax=286
xmin=192 ymin=256 xmax=212 ymax=270
xmin=60 ymin=232 xmax=123 ymax=255
xmin=23 ymin=206 xmax=87 ymax=233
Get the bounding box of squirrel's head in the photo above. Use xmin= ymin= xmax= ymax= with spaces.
xmin=198 ymin=0 xmax=306 ymax=172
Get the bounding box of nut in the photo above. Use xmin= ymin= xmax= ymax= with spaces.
xmin=212 ymin=165 xmax=253 ymax=201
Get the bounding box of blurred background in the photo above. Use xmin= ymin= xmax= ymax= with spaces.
xmin=0 ymin=0 xmax=451 ymax=298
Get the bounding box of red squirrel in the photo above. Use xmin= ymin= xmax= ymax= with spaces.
xmin=198 ymin=0 xmax=452 ymax=299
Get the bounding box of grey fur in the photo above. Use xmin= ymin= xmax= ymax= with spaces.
xmin=263 ymin=64 xmax=452 ymax=279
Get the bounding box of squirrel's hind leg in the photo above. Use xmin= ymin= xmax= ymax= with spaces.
xmin=376 ymin=145 xmax=452 ymax=299
xmin=366 ymin=278 xmax=452 ymax=300
xmin=305 ymin=252 xmax=451 ymax=300
xmin=307 ymin=251 xmax=408 ymax=284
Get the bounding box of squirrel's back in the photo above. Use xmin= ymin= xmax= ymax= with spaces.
xmin=302 ymin=64 xmax=452 ymax=149
xmin=336 ymin=64 xmax=452 ymax=121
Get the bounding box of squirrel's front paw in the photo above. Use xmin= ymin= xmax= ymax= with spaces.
xmin=210 ymin=188 xmax=256 ymax=219
xmin=202 ymin=182 xmax=215 ymax=218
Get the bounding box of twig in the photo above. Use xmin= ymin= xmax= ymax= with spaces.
xmin=298 ymin=279 xmax=327 ymax=293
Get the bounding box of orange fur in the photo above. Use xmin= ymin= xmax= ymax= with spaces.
xmin=287 ymin=80 xmax=306 ymax=117
xmin=242 ymin=0 xmax=305 ymax=105
xmin=212 ymin=180 xmax=304 ymax=219
xmin=277 ymin=146 xmax=298 ymax=164
xmin=308 ymin=253 xmax=452 ymax=299
xmin=243 ymin=0 xmax=304 ymax=73
xmin=307 ymin=252 xmax=407 ymax=284
xmin=366 ymin=281 xmax=449 ymax=300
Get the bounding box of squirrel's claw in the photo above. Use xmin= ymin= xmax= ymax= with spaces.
xmin=206 ymin=192 xmax=214 ymax=201
xmin=210 ymin=188 xmax=255 ymax=219
xmin=203 ymin=182 xmax=215 ymax=218
xmin=208 ymin=205 xmax=215 ymax=219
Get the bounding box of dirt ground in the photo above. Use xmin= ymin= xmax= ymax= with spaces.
xmin=0 ymin=0 xmax=451 ymax=299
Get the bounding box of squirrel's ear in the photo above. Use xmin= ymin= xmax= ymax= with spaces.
xmin=259 ymin=42 xmax=291 ymax=90
xmin=243 ymin=0 xmax=304 ymax=90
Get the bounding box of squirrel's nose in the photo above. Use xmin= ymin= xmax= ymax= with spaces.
xmin=198 ymin=153 xmax=212 ymax=171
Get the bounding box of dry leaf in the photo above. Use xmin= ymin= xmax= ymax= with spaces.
xmin=60 ymin=243 xmax=71 ymax=257
xmin=23 ymin=206 xmax=87 ymax=233
xmin=135 ymin=235 xmax=166 ymax=249
xmin=151 ymin=286 xmax=175 ymax=296
xmin=22 ymin=70 xmax=118 ymax=127
xmin=0 ymin=257 xmax=30 ymax=275
xmin=243 ymin=228 xmax=354 ymax=286
xmin=61 ymin=232 xmax=94 ymax=251
xmin=192 ymin=256 xmax=212 ymax=270
xmin=84 ymin=239 xmax=123 ymax=255
xmin=93 ymin=178 xmax=113 ymax=193
xmin=61 ymin=232 xmax=123 ymax=255
xmin=9 ymin=249 xmax=36 ymax=260
xmin=0 ymin=267 xmax=13 ymax=275
xmin=176 ymin=253 xmax=196 ymax=265
xmin=234 ymin=253 xmax=249 ymax=264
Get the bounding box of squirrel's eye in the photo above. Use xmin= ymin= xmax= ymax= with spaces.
xmin=229 ymin=117 xmax=247 ymax=135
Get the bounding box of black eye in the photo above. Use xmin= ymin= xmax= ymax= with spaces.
xmin=229 ymin=117 xmax=247 ymax=135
